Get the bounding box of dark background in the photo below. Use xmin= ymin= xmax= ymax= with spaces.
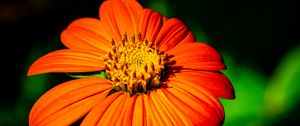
xmin=0 ymin=0 xmax=299 ymax=125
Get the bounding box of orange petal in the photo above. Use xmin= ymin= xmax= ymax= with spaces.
xmin=80 ymin=92 xmax=123 ymax=126
xmin=61 ymin=21 xmax=111 ymax=52
xmin=137 ymin=9 xmax=165 ymax=42
xmin=155 ymin=18 xmax=195 ymax=52
xmin=144 ymin=93 xmax=170 ymax=126
xmin=27 ymin=49 xmax=105 ymax=76
xmin=163 ymin=86 xmax=224 ymax=126
xmin=67 ymin=18 xmax=111 ymax=41
xmin=173 ymin=62 xmax=225 ymax=71
xmin=99 ymin=0 xmax=143 ymax=42
xmin=170 ymin=81 xmax=224 ymax=121
xmin=149 ymin=92 xmax=176 ymax=125
xmin=97 ymin=93 xmax=129 ymax=125
xmin=143 ymin=94 xmax=154 ymax=126
xmin=154 ymin=89 xmax=192 ymax=125
xmin=115 ymin=95 xmax=137 ymax=126
xmin=167 ymin=42 xmax=226 ymax=71
xmin=37 ymin=93 xmax=105 ymax=126
xmin=132 ymin=94 xmax=145 ymax=126
xmin=159 ymin=89 xmax=195 ymax=125
xmin=29 ymin=78 xmax=112 ymax=125
xmin=169 ymin=71 xmax=235 ymax=99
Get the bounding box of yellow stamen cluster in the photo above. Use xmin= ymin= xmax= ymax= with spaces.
xmin=103 ymin=33 xmax=166 ymax=94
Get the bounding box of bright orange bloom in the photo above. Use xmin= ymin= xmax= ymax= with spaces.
xmin=27 ymin=0 xmax=235 ymax=125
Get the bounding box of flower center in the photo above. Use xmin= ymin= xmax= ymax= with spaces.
xmin=103 ymin=33 xmax=166 ymax=95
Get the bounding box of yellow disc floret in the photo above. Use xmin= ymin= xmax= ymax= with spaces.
xmin=103 ymin=33 xmax=166 ymax=95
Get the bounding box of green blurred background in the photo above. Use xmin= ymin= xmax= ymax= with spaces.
xmin=1 ymin=0 xmax=299 ymax=125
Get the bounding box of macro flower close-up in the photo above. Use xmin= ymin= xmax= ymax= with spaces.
xmin=27 ymin=0 xmax=235 ymax=125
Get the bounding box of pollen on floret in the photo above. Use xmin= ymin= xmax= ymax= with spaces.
xmin=103 ymin=33 xmax=167 ymax=95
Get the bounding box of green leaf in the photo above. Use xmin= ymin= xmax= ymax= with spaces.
xmin=66 ymin=71 xmax=108 ymax=79
xmin=264 ymin=45 xmax=300 ymax=121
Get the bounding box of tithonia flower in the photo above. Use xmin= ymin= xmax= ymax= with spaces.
xmin=27 ymin=0 xmax=235 ymax=125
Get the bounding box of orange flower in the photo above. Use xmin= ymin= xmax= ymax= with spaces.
xmin=27 ymin=0 xmax=235 ymax=125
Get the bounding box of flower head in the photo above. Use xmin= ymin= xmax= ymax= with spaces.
xmin=28 ymin=0 xmax=235 ymax=125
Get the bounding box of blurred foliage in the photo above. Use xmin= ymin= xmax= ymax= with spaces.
xmin=0 ymin=39 xmax=61 ymax=125
xmin=221 ymin=54 xmax=267 ymax=126
xmin=263 ymin=45 xmax=300 ymax=125
xmin=0 ymin=0 xmax=299 ymax=125
xmin=146 ymin=0 xmax=172 ymax=18
xmin=221 ymin=44 xmax=300 ymax=126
